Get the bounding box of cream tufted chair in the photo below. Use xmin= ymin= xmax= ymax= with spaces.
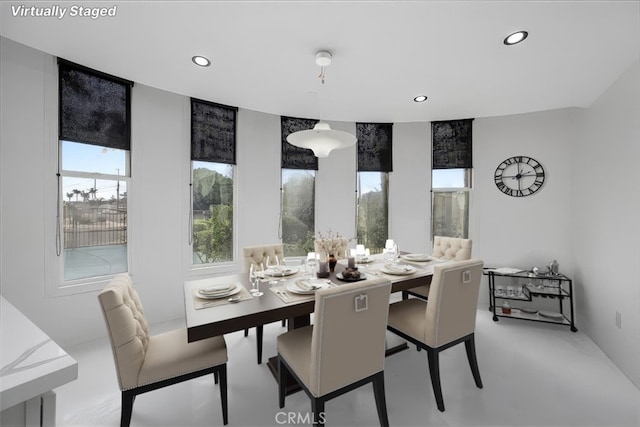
xmin=98 ymin=274 xmax=228 ymax=426
xmin=388 ymin=259 xmax=484 ymax=412
xmin=277 ymin=277 xmax=392 ymax=426
xmin=403 ymin=236 xmax=472 ymax=300
xmin=241 ymin=244 xmax=285 ymax=364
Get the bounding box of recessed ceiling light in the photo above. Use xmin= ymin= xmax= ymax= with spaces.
xmin=192 ymin=55 xmax=211 ymax=67
xmin=503 ymin=31 xmax=528 ymax=46
xmin=414 ymin=95 xmax=428 ymax=103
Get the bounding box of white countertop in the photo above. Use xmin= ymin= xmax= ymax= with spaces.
xmin=0 ymin=296 xmax=78 ymax=411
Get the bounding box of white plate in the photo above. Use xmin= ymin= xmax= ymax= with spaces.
xmin=197 ymin=284 xmax=242 ymax=300
xmin=355 ymin=256 xmax=374 ymax=264
xmin=401 ymin=253 xmax=432 ymax=262
xmin=538 ymin=310 xmax=564 ymax=320
xmin=380 ymin=264 xmax=416 ymax=275
xmin=518 ymin=307 xmax=538 ymax=314
xmin=287 ymin=279 xmax=329 ymax=295
xmin=264 ymin=266 xmax=299 ymax=277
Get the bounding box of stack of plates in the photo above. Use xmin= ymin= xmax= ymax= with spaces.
xmin=197 ymin=284 xmax=241 ymax=299
xmin=380 ymin=264 xmax=416 ymax=275
xmin=539 ymin=310 xmax=564 ymax=320
xmin=401 ymin=253 xmax=432 ymax=262
xmin=287 ymin=279 xmax=329 ymax=295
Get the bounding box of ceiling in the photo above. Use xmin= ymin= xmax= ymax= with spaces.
xmin=1 ymin=1 xmax=639 ymax=123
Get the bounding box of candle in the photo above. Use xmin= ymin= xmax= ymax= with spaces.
xmin=319 ymin=261 xmax=328 ymax=273
xmin=347 ymin=256 xmax=355 ymax=269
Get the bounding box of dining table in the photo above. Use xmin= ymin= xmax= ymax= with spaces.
xmin=183 ymin=253 xmax=444 ymax=392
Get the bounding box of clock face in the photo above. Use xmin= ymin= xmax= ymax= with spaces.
xmin=494 ymin=156 xmax=545 ymax=197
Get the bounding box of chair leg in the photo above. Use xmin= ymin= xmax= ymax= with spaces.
xmin=244 ymin=328 xmax=249 ymax=337
xmin=256 ymin=325 xmax=264 ymax=364
xmin=214 ymin=370 xmax=219 ymax=384
xmin=372 ymin=372 xmax=390 ymax=427
xmin=278 ymin=357 xmax=287 ymax=409
xmin=464 ymin=336 xmax=483 ymax=389
xmin=426 ymin=348 xmax=445 ymax=412
xmin=311 ymin=397 xmax=326 ymax=426
xmin=218 ymin=365 xmax=228 ymax=425
xmin=120 ymin=390 xmax=135 ymax=427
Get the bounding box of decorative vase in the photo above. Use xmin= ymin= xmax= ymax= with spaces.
xmin=329 ymin=254 xmax=337 ymax=272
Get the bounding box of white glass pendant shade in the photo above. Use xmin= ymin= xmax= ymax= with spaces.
xmin=286 ymin=122 xmax=357 ymax=158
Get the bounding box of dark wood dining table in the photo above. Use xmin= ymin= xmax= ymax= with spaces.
xmin=184 ymin=257 xmax=436 ymax=343
xmin=183 ymin=256 xmax=438 ymax=392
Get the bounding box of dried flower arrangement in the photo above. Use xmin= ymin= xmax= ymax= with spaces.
xmin=314 ymin=230 xmax=351 ymax=258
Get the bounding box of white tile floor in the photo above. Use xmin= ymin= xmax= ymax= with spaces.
xmin=56 ymin=311 xmax=640 ymax=427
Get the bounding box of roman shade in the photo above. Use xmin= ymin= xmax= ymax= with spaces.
xmin=281 ymin=116 xmax=319 ymax=170
xmin=191 ymin=98 xmax=237 ymax=164
xmin=432 ymin=119 xmax=474 ymax=169
xmin=357 ymin=122 xmax=393 ymax=172
xmin=58 ymin=59 xmax=132 ymax=150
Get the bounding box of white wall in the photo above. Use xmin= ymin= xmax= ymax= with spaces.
xmin=1 ymin=38 xmax=638 ymax=388
xmin=571 ymin=61 xmax=640 ymax=388
xmin=472 ymin=109 xmax=577 ymax=308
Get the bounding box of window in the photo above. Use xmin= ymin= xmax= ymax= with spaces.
xmin=431 ymin=119 xmax=473 ymax=239
xmin=190 ymin=99 xmax=237 ymax=265
xmin=357 ymin=171 xmax=389 ymax=252
xmin=58 ymin=60 xmax=132 ymax=282
xmin=432 ymin=169 xmax=471 ymax=238
xmin=281 ymin=169 xmax=315 ymax=256
xmin=356 ymin=123 xmax=392 ymax=253
xmin=281 ymin=116 xmax=318 ymax=257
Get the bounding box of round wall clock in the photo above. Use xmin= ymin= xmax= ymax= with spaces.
xmin=494 ymin=156 xmax=545 ymax=197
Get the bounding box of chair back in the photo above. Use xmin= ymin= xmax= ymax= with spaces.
xmin=424 ymin=259 xmax=484 ymax=348
xmin=432 ymin=236 xmax=472 ymax=260
xmin=309 ymin=278 xmax=391 ymax=397
xmin=242 ymin=244 xmax=284 ymax=272
xmin=98 ymin=274 xmax=149 ymax=390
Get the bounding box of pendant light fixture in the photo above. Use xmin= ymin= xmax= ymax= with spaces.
xmin=286 ymin=51 xmax=357 ymax=158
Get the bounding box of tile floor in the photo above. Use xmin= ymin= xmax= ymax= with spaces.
xmin=56 ymin=310 xmax=640 ymax=426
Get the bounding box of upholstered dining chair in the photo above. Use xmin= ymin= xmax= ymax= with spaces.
xmin=241 ymin=243 xmax=286 ymax=364
xmin=98 ymin=274 xmax=228 ymax=427
xmin=277 ymin=278 xmax=392 ymax=426
xmin=402 ymin=236 xmax=472 ymax=301
xmin=387 ymin=259 xmax=484 ymax=412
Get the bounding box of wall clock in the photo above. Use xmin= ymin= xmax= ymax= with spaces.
xmin=494 ymin=156 xmax=545 ymax=197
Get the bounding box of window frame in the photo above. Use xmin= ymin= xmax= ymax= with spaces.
xmin=49 ymin=59 xmax=134 ymax=295
xmin=190 ymin=160 xmax=236 ymax=269
xmin=431 ymin=169 xmax=472 ymax=240
xmin=356 ymin=171 xmax=390 ymax=253
xmin=280 ymin=168 xmax=316 ymax=258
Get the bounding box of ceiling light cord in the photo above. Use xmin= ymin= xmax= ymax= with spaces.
xmin=318 ymin=66 xmax=326 ymax=84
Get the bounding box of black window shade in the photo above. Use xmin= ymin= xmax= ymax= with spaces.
xmin=357 ymin=122 xmax=393 ymax=172
xmin=191 ymin=99 xmax=237 ymax=164
xmin=58 ymin=59 xmax=132 ymax=150
xmin=432 ymin=119 xmax=474 ymax=169
xmin=281 ymin=116 xmax=318 ymax=170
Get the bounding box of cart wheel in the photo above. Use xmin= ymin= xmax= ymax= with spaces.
xmin=571 ymin=326 xmax=578 ymax=332
xmin=492 ymin=315 xmax=498 ymax=321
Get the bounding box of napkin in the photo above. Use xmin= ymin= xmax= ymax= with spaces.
xmin=296 ymin=280 xmax=318 ymax=291
xmin=384 ymin=264 xmax=413 ymax=273
xmin=199 ymin=284 xmax=235 ymax=295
